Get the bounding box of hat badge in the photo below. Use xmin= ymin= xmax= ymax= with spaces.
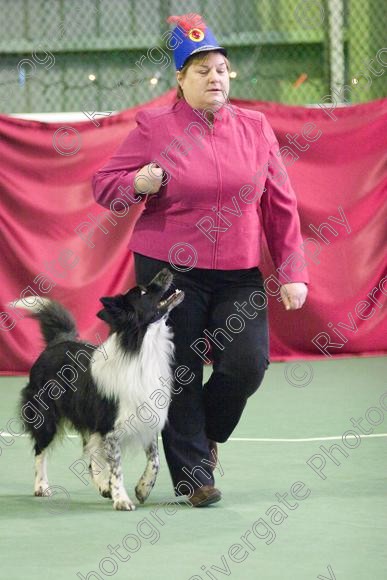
xmin=167 ymin=13 xmax=227 ymax=71
xmin=188 ymin=28 xmax=205 ymax=42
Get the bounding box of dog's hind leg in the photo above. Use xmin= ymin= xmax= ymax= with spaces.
xmin=104 ymin=433 xmax=135 ymax=511
xmin=81 ymin=433 xmax=89 ymax=449
xmin=34 ymin=449 xmax=50 ymax=496
xmin=31 ymin=416 xmax=58 ymax=496
xmin=135 ymin=437 xmax=159 ymax=504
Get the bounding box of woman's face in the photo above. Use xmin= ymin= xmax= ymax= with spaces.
xmin=177 ymin=51 xmax=230 ymax=112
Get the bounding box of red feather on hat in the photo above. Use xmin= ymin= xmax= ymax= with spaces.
xmin=167 ymin=13 xmax=207 ymax=33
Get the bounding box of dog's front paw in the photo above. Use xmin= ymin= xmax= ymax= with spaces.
xmin=34 ymin=482 xmax=51 ymax=496
xmin=113 ymin=499 xmax=136 ymax=511
xmin=135 ymin=480 xmax=155 ymax=504
xmin=97 ymin=479 xmax=112 ymax=498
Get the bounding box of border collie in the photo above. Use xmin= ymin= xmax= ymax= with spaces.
xmin=17 ymin=268 xmax=184 ymax=511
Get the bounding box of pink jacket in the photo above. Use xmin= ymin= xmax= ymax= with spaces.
xmin=92 ymin=98 xmax=309 ymax=284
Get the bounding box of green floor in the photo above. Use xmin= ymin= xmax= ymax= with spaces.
xmin=1 ymin=357 xmax=386 ymax=580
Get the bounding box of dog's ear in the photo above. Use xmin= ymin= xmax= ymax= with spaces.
xmin=100 ymin=296 xmax=117 ymax=309
xmin=97 ymin=296 xmax=135 ymax=326
xmin=96 ymin=307 xmax=111 ymax=323
xmin=97 ymin=296 xmax=123 ymax=325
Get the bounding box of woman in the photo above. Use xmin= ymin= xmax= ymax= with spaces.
xmin=93 ymin=13 xmax=309 ymax=507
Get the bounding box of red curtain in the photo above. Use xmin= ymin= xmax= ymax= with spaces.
xmin=0 ymin=90 xmax=386 ymax=374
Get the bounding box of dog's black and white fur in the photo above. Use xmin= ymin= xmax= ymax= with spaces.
xmin=17 ymin=268 xmax=184 ymax=511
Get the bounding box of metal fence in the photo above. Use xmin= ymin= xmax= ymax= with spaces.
xmin=0 ymin=0 xmax=385 ymax=113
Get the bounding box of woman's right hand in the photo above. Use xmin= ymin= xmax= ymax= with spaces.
xmin=134 ymin=163 xmax=163 ymax=195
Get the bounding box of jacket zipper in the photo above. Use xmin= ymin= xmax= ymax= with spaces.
xmin=209 ymin=124 xmax=222 ymax=269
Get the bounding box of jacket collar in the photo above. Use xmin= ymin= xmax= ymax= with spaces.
xmin=173 ymin=97 xmax=233 ymax=130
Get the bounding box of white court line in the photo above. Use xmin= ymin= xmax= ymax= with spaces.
xmin=228 ymin=434 xmax=387 ymax=442
xmin=2 ymin=433 xmax=387 ymax=442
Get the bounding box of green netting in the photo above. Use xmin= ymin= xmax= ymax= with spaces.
xmin=0 ymin=0 xmax=385 ymax=113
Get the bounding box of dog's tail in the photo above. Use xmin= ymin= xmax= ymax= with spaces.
xmin=12 ymin=297 xmax=78 ymax=345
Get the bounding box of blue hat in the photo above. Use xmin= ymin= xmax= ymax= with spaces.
xmin=167 ymin=13 xmax=227 ymax=71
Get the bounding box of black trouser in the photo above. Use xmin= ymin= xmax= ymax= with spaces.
xmin=134 ymin=252 xmax=270 ymax=495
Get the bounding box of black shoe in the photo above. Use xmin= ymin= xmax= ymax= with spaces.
xmin=189 ymin=485 xmax=222 ymax=507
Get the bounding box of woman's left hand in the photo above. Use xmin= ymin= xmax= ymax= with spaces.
xmin=280 ymin=283 xmax=308 ymax=310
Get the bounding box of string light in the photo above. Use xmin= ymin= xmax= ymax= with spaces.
xmin=229 ymin=71 xmax=237 ymax=78
xmin=88 ymin=74 xmax=96 ymax=81
xmin=149 ymin=71 xmax=162 ymax=86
